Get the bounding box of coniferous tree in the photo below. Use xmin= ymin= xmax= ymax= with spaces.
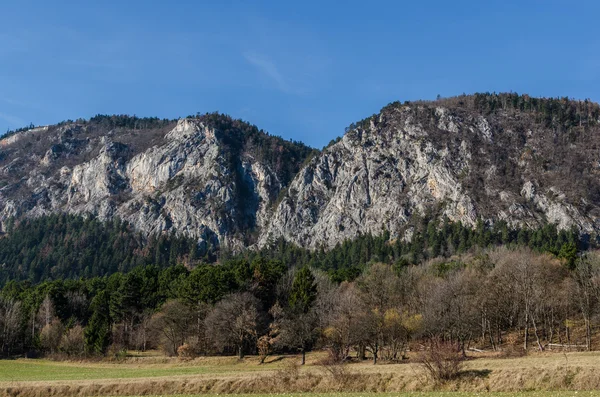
xmin=85 ymin=290 xmax=111 ymax=355
xmin=289 ymin=266 xmax=317 ymax=314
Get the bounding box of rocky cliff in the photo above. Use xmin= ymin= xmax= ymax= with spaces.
xmin=0 ymin=114 xmax=315 ymax=251
xmin=2 ymin=94 xmax=600 ymax=251
xmin=261 ymin=94 xmax=600 ymax=248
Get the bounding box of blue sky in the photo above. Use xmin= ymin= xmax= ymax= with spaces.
xmin=1 ymin=1 xmax=599 ymax=148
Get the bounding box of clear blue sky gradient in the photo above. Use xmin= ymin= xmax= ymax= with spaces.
xmin=1 ymin=1 xmax=599 ymax=148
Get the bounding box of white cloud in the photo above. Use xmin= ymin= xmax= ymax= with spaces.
xmin=0 ymin=112 xmax=25 ymax=127
xmin=243 ymin=51 xmax=290 ymax=93
xmin=1 ymin=97 xmax=29 ymax=107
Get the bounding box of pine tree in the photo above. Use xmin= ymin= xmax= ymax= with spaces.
xmin=84 ymin=290 xmax=111 ymax=355
xmin=559 ymin=242 xmax=578 ymax=270
xmin=288 ymin=266 xmax=317 ymax=314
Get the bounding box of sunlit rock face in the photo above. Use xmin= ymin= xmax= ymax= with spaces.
xmin=261 ymin=99 xmax=600 ymax=249
xmin=2 ymin=95 xmax=600 ymax=251
xmin=0 ymin=117 xmax=296 ymax=251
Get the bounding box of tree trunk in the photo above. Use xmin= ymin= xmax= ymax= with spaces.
xmin=497 ymin=322 xmax=502 ymax=346
xmin=238 ymin=345 xmax=244 ymax=360
xmin=358 ymin=343 xmax=366 ymax=360
xmin=481 ymin=314 xmax=487 ymax=345
xmin=531 ymin=315 xmax=544 ymax=351
xmin=585 ymin=316 xmax=591 ymax=351
xmin=462 ymin=336 xmax=469 ymax=357
xmin=301 ymin=349 xmax=306 ymax=365
xmin=373 ymin=341 xmax=378 ymax=365
xmin=487 ymin=320 xmax=496 ymax=351
xmin=524 ymin=310 xmax=529 ymax=351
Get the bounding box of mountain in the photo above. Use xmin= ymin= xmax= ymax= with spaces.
xmin=0 ymin=113 xmax=316 ymax=251
xmin=2 ymin=93 xmax=600 ymax=253
xmin=261 ymin=93 xmax=600 ymax=249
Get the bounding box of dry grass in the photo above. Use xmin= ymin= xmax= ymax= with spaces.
xmin=1 ymin=351 xmax=600 ymax=396
xmin=109 ymin=391 xmax=600 ymax=397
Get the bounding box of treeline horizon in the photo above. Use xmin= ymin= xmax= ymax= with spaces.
xmin=0 ymin=213 xmax=596 ymax=360
xmin=1 ymin=246 xmax=600 ymax=361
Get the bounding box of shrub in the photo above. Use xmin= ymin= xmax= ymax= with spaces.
xmin=257 ymin=335 xmax=272 ymax=364
xmin=177 ymin=343 xmax=196 ymax=360
xmin=419 ymin=339 xmax=465 ymax=383
xmin=60 ymin=325 xmax=85 ymax=357
xmin=40 ymin=319 xmax=64 ymax=354
xmin=317 ymin=355 xmax=353 ymax=388
xmin=275 ymin=360 xmax=301 ymax=384
xmin=107 ymin=343 xmax=128 ymax=361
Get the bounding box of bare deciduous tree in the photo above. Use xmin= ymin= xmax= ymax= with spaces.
xmin=150 ymin=300 xmax=195 ymax=356
xmin=489 ymin=247 xmax=564 ymax=351
xmin=273 ymin=306 xmax=319 ymax=365
xmin=204 ymin=292 xmax=263 ymax=359
xmin=419 ymin=267 xmax=480 ymax=355
xmin=60 ymin=325 xmax=85 ymax=357
xmin=321 ymin=283 xmax=364 ymax=362
xmin=356 ymin=263 xmax=402 ymax=364
xmin=40 ymin=318 xmax=64 ymax=354
xmin=572 ymin=252 xmax=600 ymax=350
xmin=0 ymin=297 xmax=23 ymax=356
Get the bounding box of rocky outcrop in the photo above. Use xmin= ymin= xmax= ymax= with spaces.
xmin=261 ymin=99 xmax=600 ymax=249
xmin=260 ymin=107 xmax=477 ymax=249
xmin=0 ymin=117 xmax=293 ymax=251
xmin=2 ymin=94 xmax=600 ymax=251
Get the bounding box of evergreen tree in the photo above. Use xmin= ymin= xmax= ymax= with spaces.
xmin=84 ymin=290 xmax=111 ymax=355
xmin=559 ymin=242 xmax=578 ymax=270
xmin=288 ymin=266 xmax=317 ymax=314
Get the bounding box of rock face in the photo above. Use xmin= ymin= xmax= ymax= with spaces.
xmin=3 ymin=94 xmax=600 ymax=251
xmin=261 ymin=95 xmax=600 ymax=248
xmin=0 ymin=115 xmax=314 ymax=251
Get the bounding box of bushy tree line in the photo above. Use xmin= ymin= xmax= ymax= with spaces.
xmin=1 ymin=123 xmax=38 ymax=140
xmin=0 ymin=257 xmax=286 ymax=357
xmin=470 ymin=93 xmax=600 ymax=129
xmin=0 ymin=214 xmax=583 ymax=287
xmin=3 ymin=247 xmax=600 ymax=362
xmin=88 ymin=115 xmax=173 ymax=130
xmin=0 ymin=213 xmax=592 ymax=360
xmin=344 ymin=93 xmax=600 ymax=141
xmin=253 ymin=218 xmax=582 ymax=282
xmin=1 ymin=115 xmax=174 ymax=141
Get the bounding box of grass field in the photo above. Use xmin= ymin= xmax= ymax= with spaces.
xmin=1 ymin=351 xmax=600 ymax=397
xmin=0 ymin=356 xmax=271 ymax=382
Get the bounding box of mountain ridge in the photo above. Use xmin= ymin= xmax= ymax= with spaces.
xmin=0 ymin=113 xmax=316 ymax=251
xmin=260 ymin=93 xmax=600 ymax=248
xmin=2 ymin=93 xmax=600 ymax=252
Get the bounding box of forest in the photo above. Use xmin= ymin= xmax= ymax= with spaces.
xmin=0 ymin=214 xmax=595 ymax=362
xmin=0 ymin=214 xmax=581 ymax=285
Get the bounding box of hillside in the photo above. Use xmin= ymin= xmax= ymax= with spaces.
xmin=0 ymin=113 xmax=316 ymax=251
xmin=2 ymin=93 xmax=600 ymax=254
xmin=3 ymin=95 xmax=600 ymax=368
xmin=263 ymin=93 xmax=600 ymax=248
